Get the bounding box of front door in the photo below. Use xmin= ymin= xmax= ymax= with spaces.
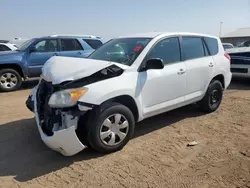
xmin=140 ymin=37 xmax=187 ymax=118
xmin=26 ymin=39 xmax=59 ymax=77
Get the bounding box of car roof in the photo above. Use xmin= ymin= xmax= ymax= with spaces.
xmin=0 ymin=43 xmax=15 ymax=46
xmin=37 ymin=35 xmax=102 ymax=40
xmin=117 ymin=32 xmax=218 ymax=39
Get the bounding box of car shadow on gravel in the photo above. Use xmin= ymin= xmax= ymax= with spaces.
xmin=0 ymin=105 xmax=204 ymax=182
xmin=20 ymin=80 xmax=39 ymax=90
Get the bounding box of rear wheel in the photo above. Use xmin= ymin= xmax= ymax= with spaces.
xmin=198 ymin=80 xmax=223 ymax=113
xmin=86 ymin=102 xmax=135 ymax=153
xmin=0 ymin=69 xmax=22 ymax=92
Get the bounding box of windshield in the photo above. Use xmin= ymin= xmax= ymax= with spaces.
xmin=17 ymin=39 xmax=36 ymax=51
xmin=88 ymin=38 xmax=152 ymax=66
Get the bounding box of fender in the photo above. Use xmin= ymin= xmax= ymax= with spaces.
xmin=0 ymin=51 xmax=28 ymax=78
xmin=78 ymin=71 xmax=144 ymax=121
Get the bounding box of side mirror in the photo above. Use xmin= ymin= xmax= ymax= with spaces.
xmin=139 ymin=58 xmax=164 ymax=71
xmin=29 ymin=46 xmax=36 ymax=53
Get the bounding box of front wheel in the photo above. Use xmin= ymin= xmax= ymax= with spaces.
xmin=86 ymin=102 xmax=135 ymax=153
xmin=0 ymin=69 xmax=22 ymax=92
xmin=198 ymin=80 xmax=223 ymax=113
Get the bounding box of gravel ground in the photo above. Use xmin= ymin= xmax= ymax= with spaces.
xmin=0 ymin=78 xmax=250 ymax=188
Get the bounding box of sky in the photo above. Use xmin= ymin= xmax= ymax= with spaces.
xmin=1 ymin=0 xmax=250 ymax=41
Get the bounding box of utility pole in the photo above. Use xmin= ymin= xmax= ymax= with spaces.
xmin=219 ymin=22 xmax=223 ymax=38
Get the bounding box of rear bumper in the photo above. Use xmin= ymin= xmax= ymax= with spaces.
xmin=231 ymin=64 xmax=250 ymax=78
xmin=224 ymin=72 xmax=232 ymax=89
xmin=33 ymin=88 xmax=87 ymax=156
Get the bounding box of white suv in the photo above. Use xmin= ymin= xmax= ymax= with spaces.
xmin=26 ymin=32 xmax=232 ymax=156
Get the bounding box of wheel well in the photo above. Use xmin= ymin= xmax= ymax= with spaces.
xmin=211 ymin=74 xmax=225 ymax=88
xmin=108 ymin=95 xmax=139 ymax=122
xmin=0 ymin=64 xmax=24 ymax=78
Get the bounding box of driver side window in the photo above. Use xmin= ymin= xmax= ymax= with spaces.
xmin=147 ymin=37 xmax=181 ymax=65
xmin=34 ymin=39 xmax=58 ymax=52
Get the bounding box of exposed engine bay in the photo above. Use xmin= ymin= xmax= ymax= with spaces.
xmin=31 ymin=64 xmax=124 ymax=137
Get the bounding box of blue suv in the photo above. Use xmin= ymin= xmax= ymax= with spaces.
xmin=0 ymin=35 xmax=103 ymax=92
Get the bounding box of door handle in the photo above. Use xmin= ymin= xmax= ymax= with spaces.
xmin=53 ymin=53 xmax=58 ymax=56
xmin=77 ymin=52 xmax=82 ymax=55
xmin=177 ymin=69 xmax=186 ymax=75
xmin=208 ymin=62 xmax=214 ymax=67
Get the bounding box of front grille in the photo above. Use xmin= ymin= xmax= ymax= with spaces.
xmin=36 ymin=80 xmax=61 ymax=136
xmin=231 ymin=58 xmax=250 ymax=65
xmin=231 ymin=68 xmax=248 ymax=73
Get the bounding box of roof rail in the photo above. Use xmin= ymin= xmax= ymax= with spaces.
xmin=50 ymin=34 xmax=98 ymax=38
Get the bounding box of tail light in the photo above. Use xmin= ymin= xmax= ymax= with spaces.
xmin=224 ymin=53 xmax=231 ymax=62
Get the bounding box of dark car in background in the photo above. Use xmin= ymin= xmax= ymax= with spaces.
xmin=226 ymin=47 xmax=250 ymax=78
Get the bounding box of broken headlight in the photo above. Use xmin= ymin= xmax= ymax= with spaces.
xmin=48 ymin=88 xmax=88 ymax=108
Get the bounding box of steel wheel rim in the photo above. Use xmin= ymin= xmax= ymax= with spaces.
xmin=210 ymin=89 xmax=221 ymax=106
xmin=0 ymin=73 xmax=18 ymax=89
xmin=100 ymin=114 xmax=129 ymax=146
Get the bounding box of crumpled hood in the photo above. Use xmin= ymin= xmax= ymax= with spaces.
xmin=0 ymin=51 xmax=24 ymax=62
xmin=42 ymin=56 xmax=128 ymax=84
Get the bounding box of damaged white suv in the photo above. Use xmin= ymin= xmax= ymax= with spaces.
xmin=26 ymin=32 xmax=232 ymax=156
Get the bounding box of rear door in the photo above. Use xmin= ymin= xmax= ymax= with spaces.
xmin=58 ymin=38 xmax=84 ymax=57
xmin=181 ymin=36 xmax=216 ymax=101
xmin=26 ymin=39 xmax=59 ymax=77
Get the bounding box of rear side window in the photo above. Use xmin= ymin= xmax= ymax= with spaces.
xmin=83 ymin=39 xmax=103 ymax=49
xmin=204 ymin=37 xmax=219 ymax=55
xmin=61 ymin=39 xmax=83 ymax=51
xmin=181 ymin=37 xmax=205 ymax=60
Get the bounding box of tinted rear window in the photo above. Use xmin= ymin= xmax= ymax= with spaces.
xmin=181 ymin=37 xmax=205 ymax=60
xmin=61 ymin=39 xmax=83 ymax=51
xmin=204 ymin=37 xmax=219 ymax=55
xmin=83 ymin=39 xmax=103 ymax=49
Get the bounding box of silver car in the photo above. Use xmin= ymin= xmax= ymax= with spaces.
xmin=226 ymin=47 xmax=250 ymax=78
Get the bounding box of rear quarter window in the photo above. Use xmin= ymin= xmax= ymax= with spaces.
xmin=204 ymin=37 xmax=219 ymax=55
xmin=83 ymin=39 xmax=103 ymax=49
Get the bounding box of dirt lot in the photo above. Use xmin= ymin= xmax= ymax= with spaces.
xmin=0 ymin=78 xmax=250 ymax=188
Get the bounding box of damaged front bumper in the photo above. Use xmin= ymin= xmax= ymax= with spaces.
xmin=26 ymin=86 xmax=37 ymax=112
xmin=32 ymin=84 xmax=88 ymax=156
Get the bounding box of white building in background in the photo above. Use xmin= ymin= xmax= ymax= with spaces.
xmin=221 ymin=27 xmax=250 ymax=46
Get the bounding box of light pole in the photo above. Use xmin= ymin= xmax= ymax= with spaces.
xmin=219 ymin=22 xmax=223 ymax=37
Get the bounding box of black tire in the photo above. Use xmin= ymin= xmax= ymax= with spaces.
xmin=86 ymin=102 xmax=135 ymax=153
xmin=0 ymin=69 xmax=22 ymax=92
xmin=198 ymin=80 xmax=223 ymax=113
